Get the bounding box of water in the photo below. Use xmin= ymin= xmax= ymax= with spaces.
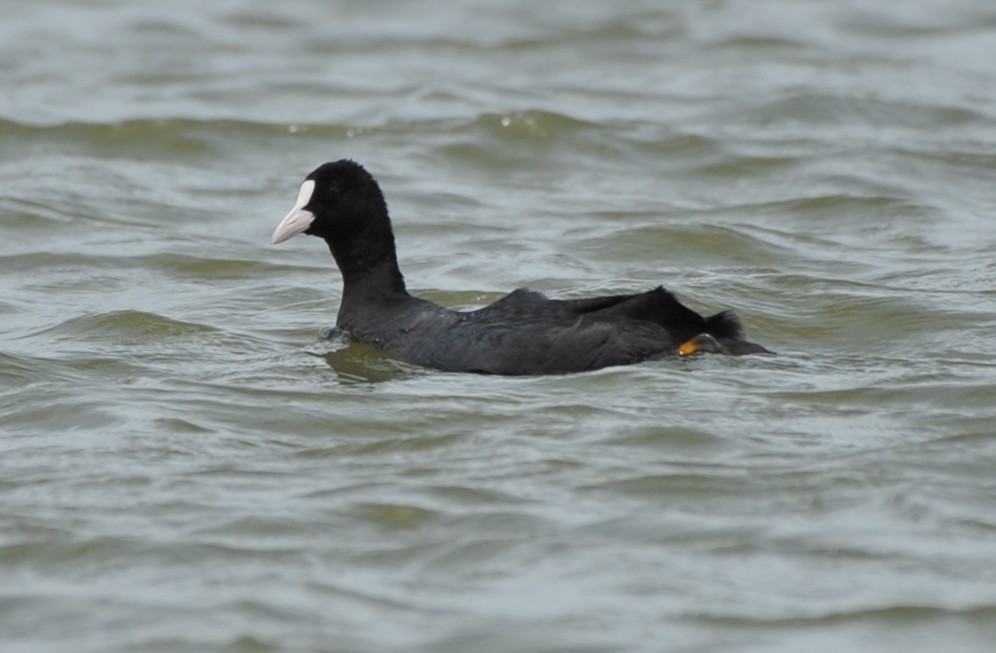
xmin=3 ymin=1 xmax=996 ymax=651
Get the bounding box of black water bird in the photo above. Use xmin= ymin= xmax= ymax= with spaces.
xmin=271 ymin=160 xmax=771 ymax=374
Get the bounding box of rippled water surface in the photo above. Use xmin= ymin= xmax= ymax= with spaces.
xmin=3 ymin=1 xmax=996 ymax=651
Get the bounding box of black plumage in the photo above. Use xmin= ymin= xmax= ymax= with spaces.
xmin=272 ymin=160 xmax=771 ymax=374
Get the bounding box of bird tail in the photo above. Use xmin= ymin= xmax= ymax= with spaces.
xmin=705 ymin=310 xmax=744 ymax=339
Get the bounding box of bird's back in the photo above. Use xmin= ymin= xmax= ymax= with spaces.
xmin=370 ymin=287 xmax=689 ymax=374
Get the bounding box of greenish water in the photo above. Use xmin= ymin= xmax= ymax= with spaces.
xmin=3 ymin=1 xmax=996 ymax=652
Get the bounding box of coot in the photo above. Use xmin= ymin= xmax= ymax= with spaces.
xmin=272 ymin=160 xmax=771 ymax=374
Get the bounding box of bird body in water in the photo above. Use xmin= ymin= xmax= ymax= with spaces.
xmin=272 ymin=160 xmax=771 ymax=375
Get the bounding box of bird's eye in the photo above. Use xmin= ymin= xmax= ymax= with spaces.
xmin=327 ymin=184 xmax=340 ymax=200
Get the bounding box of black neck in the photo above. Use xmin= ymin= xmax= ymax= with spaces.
xmin=326 ymin=236 xmax=408 ymax=301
